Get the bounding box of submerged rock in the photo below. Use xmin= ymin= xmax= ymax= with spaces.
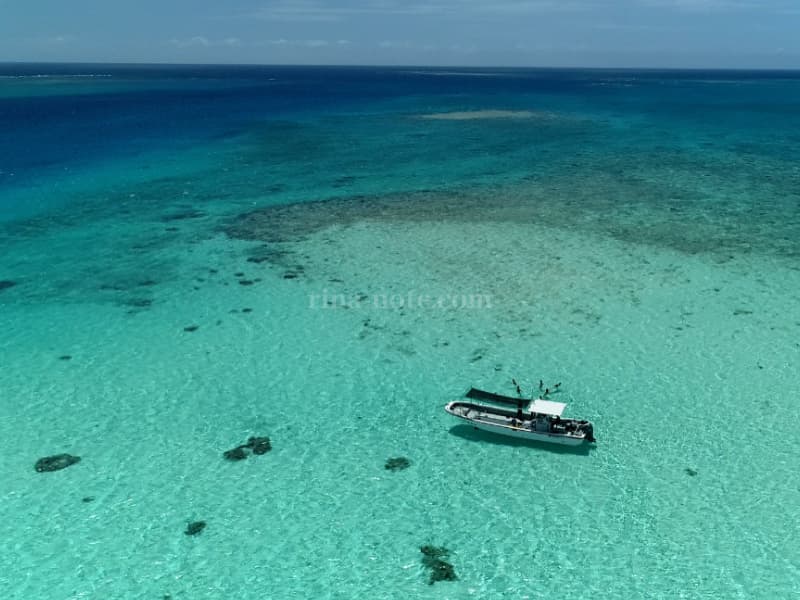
xmin=125 ymin=298 xmax=153 ymax=308
xmin=385 ymin=457 xmax=411 ymax=471
xmin=428 ymin=560 xmax=457 ymax=584
xmin=246 ymin=245 xmax=291 ymax=265
xmin=420 ymin=546 xmax=457 ymax=584
xmin=35 ymin=454 xmax=81 ymax=473
xmin=185 ymin=521 xmax=206 ymax=536
xmin=223 ymin=447 xmax=248 ymax=461
xmin=223 ymin=436 xmax=272 ymax=461
xmin=161 ymin=209 xmax=206 ymax=222
xmin=247 ymin=436 xmax=272 ymax=455
xmin=420 ymin=545 xmax=448 ymax=559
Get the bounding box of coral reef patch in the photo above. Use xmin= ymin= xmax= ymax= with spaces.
xmin=35 ymin=454 xmax=81 ymax=472
xmin=420 ymin=545 xmax=458 ymax=584
xmin=185 ymin=521 xmax=206 ymax=536
xmin=223 ymin=436 xmax=272 ymax=461
xmin=385 ymin=457 xmax=411 ymax=471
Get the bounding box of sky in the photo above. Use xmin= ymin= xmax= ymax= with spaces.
xmin=1 ymin=0 xmax=799 ymax=68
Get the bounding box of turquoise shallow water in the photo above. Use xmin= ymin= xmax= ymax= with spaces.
xmin=1 ymin=66 xmax=800 ymax=599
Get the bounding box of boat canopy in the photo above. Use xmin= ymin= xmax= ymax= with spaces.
xmin=527 ymin=399 xmax=566 ymax=416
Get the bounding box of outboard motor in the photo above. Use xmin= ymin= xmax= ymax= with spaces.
xmin=578 ymin=422 xmax=596 ymax=443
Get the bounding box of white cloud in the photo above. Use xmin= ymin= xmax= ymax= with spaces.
xmin=250 ymin=38 xmax=349 ymax=48
xmin=170 ymin=36 xmax=210 ymax=48
xmin=378 ymin=40 xmax=440 ymax=51
xmin=169 ymin=36 xmax=242 ymax=49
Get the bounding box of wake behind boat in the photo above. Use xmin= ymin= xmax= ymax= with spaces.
xmin=445 ymin=385 xmax=596 ymax=446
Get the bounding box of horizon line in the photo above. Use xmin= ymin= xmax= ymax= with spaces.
xmin=1 ymin=60 xmax=800 ymax=73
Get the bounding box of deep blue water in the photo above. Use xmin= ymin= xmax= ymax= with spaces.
xmin=3 ymin=64 xmax=800 ymax=192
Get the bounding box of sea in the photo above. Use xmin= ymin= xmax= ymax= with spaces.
xmin=1 ymin=63 xmax=799 ymax=599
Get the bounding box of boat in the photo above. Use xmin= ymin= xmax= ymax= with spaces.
xmin=445 ymin=387 xmax=595 ymax=445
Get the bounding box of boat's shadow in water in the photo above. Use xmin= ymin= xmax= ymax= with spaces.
xmin=448 ymin=424 xmax=593 ymax=456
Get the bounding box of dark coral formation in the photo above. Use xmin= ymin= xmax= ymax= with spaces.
xmin=223 ymin=447 xmax=248 ymax=461
xmin=35 ymin=454 xmax=81 ymax=472
xmin=224 ymin=191 xmax=451 ymax=244
xmin=161 ymin=209 xmax=206 ymax=222
xmin=420 ymin=545 xmax=458 ymax=585
xmin=124 ymin=298 xmax=153 ymax=308
xmin=245 ymin=245 xmax=290 ymax=264
xmin=185 ymin=521 xmax=206 ymax=536
xmin=247 ymin=244 xmax=292 ymax=265
xmin=223 ymin=436 xmax=272 ymax=461
xmin=220 ymin=154 xmax=800 ymax=262
xmin=98 ymin=279 xmax=158 ymax=294
xmin=385 ymin=457 xmax=411 ymax=471
xmin=249 ymin=436 xmax=272 ymax=455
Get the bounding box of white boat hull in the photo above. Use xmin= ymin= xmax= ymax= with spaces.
xmin=466 ymin=417 xmax=587 ymax=445
xmin=445 ymin=401 xmax=593 ymax=446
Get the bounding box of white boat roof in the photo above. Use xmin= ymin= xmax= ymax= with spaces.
xmin=527 ymin=399 xmax=566 ymax=416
